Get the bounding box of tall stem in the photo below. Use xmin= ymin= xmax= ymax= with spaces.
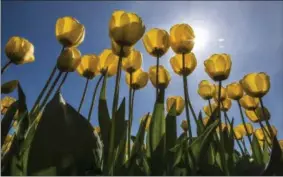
xmin=127 ymin=73 xmax=133 ymax=158
xmin=1 ymin=61 xmax=12 ymax=74
xmin=259 ymin=98 xmax=274 ymax=138
xmin=56 ymin=72 xmax=69 ymax=93
xmin=237 ymin=101 xmax=256 ymax=158
xmin=242 ymin=139 xmax=249 ymax=155
xmin=156 ymin=56 xmax=160 ymax=100
xmin=88 ymin=75 xmax=103 ymax=122
xmin=78 ymin=78 xmax=89 ymax=113
xmin=37 ymin=71 xmax=63 ymax=114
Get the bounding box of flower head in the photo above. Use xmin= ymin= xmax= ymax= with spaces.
xmin=170 ymin=53 xmax=197 ymax=76
xmin=126 ymin=69 xmax=148 ymax=90
xmin=122 ymin=49 xmax=142 ymax=73
xmin=76 ymin=54 xmax=100 ymax=79
xmin=149 ymin=65 xmax=171 ymax=89
xmin=97 ymin=49 xmax=119 ymax=77
xmin=198 ymin=80 xmax=215 ymax=100
xmin=166 ymin=96 xmax=185 ymax=116
xmin=226 ymin=82 xmax=244 ymax=100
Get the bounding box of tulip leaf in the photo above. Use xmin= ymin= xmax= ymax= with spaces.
xmin=27 ymin=93 xmax=102 ymax=175
xmin=261 ymin=136 xmax=283 ymax=175
xmin=223 ymin=117 xmax=235 ymax=173
xmin=1 ymin=80 xmax=19 ymax=94
xmin=234 ymin=156 xmax=264 ymax=175
xmin=98 ymin=76 xmax=111 ymax=167
xmin=262 ymin=141 xmax=270 ymax=164
xmin=113 ymin=98 xmax=126 ymax=149
xmin=251 ymin=134 xmax=264 ymax=165
xmin=196 ymin=111 xmax=205 ymax=135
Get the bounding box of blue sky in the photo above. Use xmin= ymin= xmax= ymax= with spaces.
xmin=2 ymin=1 xmax=283 ymax=142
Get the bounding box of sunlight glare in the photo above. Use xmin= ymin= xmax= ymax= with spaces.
xmin=193 ymin=27 xmax=209 ymax=51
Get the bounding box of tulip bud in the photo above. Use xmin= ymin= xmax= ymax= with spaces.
xmin=76 ymin=54 xmax=100 ymax=79
xmin=170 ymin=53 xmax=197 ymax=76
xmin=204 ymin=54 xmax=232 ymax=81
xmin=166 ymin=96 xmax=185 ymax=116
xmin=97 ymin=49 xmax=119 ymax=77
xmin=55 ymin=16 xmax=85 ymax=47
xmin=57 ymin=47 xmax=81 ymax=72
xmin=220 ymin=98 xmax=232 ymax=112
xmin=143 ymin=28 xmax=170 ymax=57
xmin=214 ymin=86 xmax=227 ymax=102
xmin=233 ymin=128 xmax=244 ymax=140
xmin=245 ymin=107 xmax=270 ymax=123
xmin=126 ymin=69 xmax=149 ymax=90
xmin=170 ymin=24 xmax=195 ymax=54
xmin=240 ymin=72 xmax=270 ymax=98
xmin=149 ymin=65 xmax=171 ymax=89
xmin=109 ymin=10 xmax=145 ymax=46
xmin=226 ymin=82 xmax=244 ymax=100
xmin=235 ymin=123 xmax=254 ymax=136
xmin=122 ymin=49 xmax=142 ymax=73
xmin=1 ymin=96 xmax=16 ymax=115
xmin=203 ymin=103 xmax=218 ymax=117
xmin=239 ymin=95 xmax=259 ymax=110
xmin=197 ymin=80 xmax=215 ymax=100
xmin=111 ymin=39 xmax=133 ymax=57
xmin=5 ymin=36 xmax=35 ymax=65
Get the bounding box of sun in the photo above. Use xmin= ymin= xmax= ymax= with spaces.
xmin=193 ymin=27 xmax=209 ymax=51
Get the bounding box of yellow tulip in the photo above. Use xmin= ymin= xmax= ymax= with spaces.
xmin=226 ymin=82 xmax=244 ymax=100
xmin=76 ymin=54 xmax=100 ymax=79
xmin=97 ymin=49 xmax=119 ymax=77
xmin=181 ymin=120 xmax=188 ymax=132
xmin=239 ymin=95 xmax=259 ymax=110
xmin=5 ymin=36 xmax=35 ymax=65
xmin=197 ymin=80 xmax=215 ymax=100
xmin=169 ymin=24 xmax=195 ymax=54
xmin=203 ymin=103 xmax=218 ymax=117
xmin=202 ymin=117 xmax=210 ymax=126
xmin=122 ymin=49 xmax=142 ymax=73
xmin=1 ymin=96 xmax=16 ymax=115
xmin=166 ymin=96 xmax=185 ymax=116
xmin=279 ymin=140 xmax=283 ymax=150
xmin=142 ymin=28 xmax=170 ymax=57
xmin=220 ymin=98 xmax=232 ymax=112
xmin=245 ymin=107 xmax=270 ymax=123
xmin=140 ymin=114 xmax=152 ymax=131
xmin=233 ymin=128 xmax=244 ymax=140
xmin=240 ymin=72 xmax=270 ymax=98
xmin=254 ymin=128 xmax=264 ymax=141
xmin=204 ymin=54 xmax=232 ymax=81
xmin=55 ymin=16 xmax=85 ymax=47
xmin=148 ymin=65 xmax=171 ymax=89
xmin=214 ymin=86 xmax=227 ymax=102
xmin=170 ymin=53 xmax=197 ymax=76
xmin=57 ymin=47 xmax=81 ymax=72
xmin=235 ymin=123 xmax=254 ymax=136
xmin=109 ymin=10 xmax=145 ymax=46
xmin=216 ymin=123 xmax=230 ymax=133
xmin=126 ymin=69 xmax=149 ymax=90
xmin=111 ymin=39 xmax=133 ymax=57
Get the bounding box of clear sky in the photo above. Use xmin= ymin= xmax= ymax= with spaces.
xmin=2 ymin=1 xmax=283 ymax=141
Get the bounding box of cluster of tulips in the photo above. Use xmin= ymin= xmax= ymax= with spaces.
xmin=1 ymin=10 xmax=283 ymax=176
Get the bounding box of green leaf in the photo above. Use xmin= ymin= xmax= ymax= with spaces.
xmin=261 ymin=136 xmax=283 ymax=175
xmin=113 ymin=98 xmax=126 ymax=149
xmin=262 ymin=141 xmax=270 ymax=164
xmin=98 ymin=76 xmax=111 ymax=167
xmin=196 ymin=111 xmax=205 ymax=135
xmin=251 ymin=134 xmax=264 ymax=165
xmin=234 ymin=156 xmax=264 ymax=175
xmin=223 ymin=117 xmax=234 ymax=173
xmin=27 ymin=93 xmax=102 ymax=175
xmin=1 ymin=80 xmax=19 ymax=94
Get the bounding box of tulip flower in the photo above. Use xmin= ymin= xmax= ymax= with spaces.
xmin=203 ymin=103 xmax=218 ymax=117
xmin=149 ymin=65 xmax=171 ymax=89
xmin=245 ymin=107 xmax=270 ymax=123
xmin=109 ymin=10 xmax=145 ymax=47
xmin=122 ymin=49 xmax=142 ymax=73
xmin=181 ymin=120 xmax=189 ymax=132
xmin=235 ymin=123 xmax=254 ymax=136
xmin=197 ymin=80 xmax=215 ymax=100
xmin=220 ymin=98 xmax=232 ymax=112
xmin=226 ymin=82 xmax=244 ymax=100
xmin=3 ymin=36 xmax=35 ymax=74
xmin=233 ymin=128 xmax=244 ymax=140
xmin=169 ymin=24 xmax=195 ymax=54
xmin=55 ymin=16 xmax=85 ymax=47
xmin=213 ymin=85 xmax=227 ymax=102
xmin=97 ymin=49 xmax=119 ymax=77
xmin=202 ymin=117 xmax=210 ymax=126
xmin=216 ymin=123 xmax=230 ymax=133
xmin=142 ymin=28 xmax=170 ymax=57
xmin=254 ymin=128 xmax=265 ymax=141
xmin=240 ymin=72 xmax=270 ymax=98
xmin=76 ymin=54 xmax=100 ymax=79
xmin=57 ymin=47 xmax=81 ymax=72
xmin=239 ymin=94 xmax=259 ymax=110
xmin=1 ymin=96 xmax=16 ymax=115
xmin=111 ymin=40 xmax=133 ymax=58
xmin=166 ymin=96 xmax=185 ymax=116
xmin=126 ymin=69 xmax=148 ymax=90
xmin=170 ymin=53 xmax=197 ymax=77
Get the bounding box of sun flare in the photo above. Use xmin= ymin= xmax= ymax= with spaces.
xmin=193 ymin=27 xmax=209 ymax=51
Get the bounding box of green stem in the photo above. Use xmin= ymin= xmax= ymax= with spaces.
xmin=56 ymin=72 xmax=69 ymax=93
xmin=259 ymin=98 xmax=274 ymax=139
xmin=242 ymin=139 xmax=249 ymax=155
xmin=237 ymin=101 xmax=256 ymax=159
xmin=217 ymin=81 xmax=229 ymax=175
xmin=78 ymin=78 xmax=89 ymax=113
xmin=156 ymin=56 xmax=160 ymax=100
xmin=87 ymin=75 xmax=103 ymax=122
xmin=30 ymin=65 xmax=57 ymax=115
xmin=256 ymin=110 xmax=272 ymax=147
xmin=37 ymin=71 xmax=63 ymax=114
xmin=1 ymin=60 xmax=12 ymax=74
xmin=109 ymin=46 xmax=124 ymax=174
xmin=127 ymin=73 xmax=133 ymax=158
